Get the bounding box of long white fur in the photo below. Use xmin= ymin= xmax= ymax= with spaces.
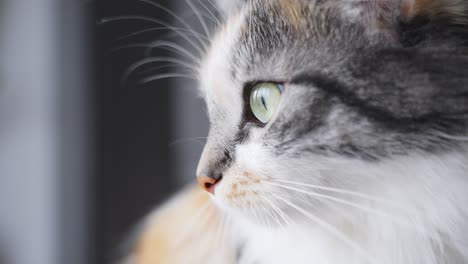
xmin=224 ymin=144 xmax=468 ymax=264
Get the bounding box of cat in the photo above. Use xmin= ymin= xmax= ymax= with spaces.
xmin=124 ymin=0 xmax=468 ymax=263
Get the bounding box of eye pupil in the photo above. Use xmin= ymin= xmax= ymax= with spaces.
xmin=261 ymin=96 xmax=267 ymax=110
xmin=248 ymin=82 xmax=282 ymax=124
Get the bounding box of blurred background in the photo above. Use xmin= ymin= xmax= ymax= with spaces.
xmin=0 ymin=0 xmax=214 ymax=263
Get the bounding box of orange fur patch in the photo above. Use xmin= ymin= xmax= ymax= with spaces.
xmin=278 ymin=0 xmax=303 ymax=29
xmin=131 ymin=184 xmax=235 ymax=264
xmin=401 ymin=0 xmax=468 ymax=23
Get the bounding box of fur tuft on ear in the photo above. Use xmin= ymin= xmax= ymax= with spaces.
xmin=367 ymin=0 xmax=468 ymax=25
xmin=398 ymin=0 xmax=468 ymax=23
xmin=341 ymin=0 xmax=467 ymax=33
xmin=345 ymin=0 xmax=468 ymax=43
xmin=214 ymin=0 xmax=245 ymax=16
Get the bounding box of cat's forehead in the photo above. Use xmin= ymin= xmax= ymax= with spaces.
xmin=198 ymin=8 xmax=245 ymax=104
xmin=199 ymin=0 xmax=366 ymax=98
xmin=199 ymin=0 xmax=312 ymax=98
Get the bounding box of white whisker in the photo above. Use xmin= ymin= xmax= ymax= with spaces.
xmin=250 ymin=201 xmax=262 ymax=225
xmin=205 ymin=0 xmax=223 ymax=18
xmin=269 ymin=182 xmax=447 ymax=248
xmin=261 ymin=195 xmax=291 ymax=227
xmin=99 ymin=15 xmax=205 ymax=55
xmin=258 ymin=201 xmax=276 ymax=228
xmin=113 ymin=26 xmax=209 ymax=43
xmin=272 ymin=178 xmax=407 ymax=211
xmin=108 ymin=44 xmax=197 ymax=67
xmin=144 ymin=40 xmax=200 ymax=63
xmin=110 ymin=44 xmax=199 ymax=74
xmin=185 ymin=0 xmax=211 ymax=38
xmin=122 ymin=56 xmax=198 ymax=85
xmin=196 ymin=0 xmax=222 ymax=27
xmin=169 ymin=136 xmax=207 ymax=147
xmin=137 ymin=73 xmax=198 ymax=85
xmin=135 ymin=63 xmax=191 ymax=77
xmin=434 ymin=131 xmax=468 ymax=141
xmin=273 ymin=194 xmax=378 ymax=264
xmin=139 ymin=0 xmax=208 ymax=50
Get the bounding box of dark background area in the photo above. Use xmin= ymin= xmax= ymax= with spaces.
xmin=96 ymin=0 xmax=213 ymax=262
xmin=94 ymin=0 xmax=207 ymax=263
xmin=0 ymin=0 xmax=210 ymax=263
xmin=96 ymin=0 xmax=176 ymax=262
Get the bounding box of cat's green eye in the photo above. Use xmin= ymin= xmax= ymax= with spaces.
xmin=249 ymin=82 xmax=283 ymax=124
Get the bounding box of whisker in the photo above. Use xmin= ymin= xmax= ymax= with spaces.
xmin=261 ymin=195 xmax=290 ymax=227
xmin=273 ymin=194 xmax=378 ymax=264
xmin=137 ymin=73 xmax=198 ymax=85
xmin=138 ymin=0 xmax=208 ymax=51
xmin=269 ymin=182 xmax=446 ymax=247
xmin=139 ymin=0 xmax=197 ymax=31
xmin=112 ymin=26 xmax=209 ymax=44
xmin=108 ymin=43 xmax=197 ymax=66
xmin=196 ymin=0 xmax=222 ymax=27
xmin=250 ymin=200 xmax=262 ymax=225
xmin=185 ymin=0 xmax=210 ymax=38
xmin=122 ymin=56 xmax=198 ymax=85
xmin=110 ymin=44 xmax=199 ymax=75
xmin=135 ymin=63 xmax=190 ymax=76
xmin=205 ymin=0 xmax=224 ymax=19
xmin=263 ymin=197 xmax=284 ymax=228
xmin=99 ymin=15 xmax=205 ymax=55
xmin=99 ymin=15 xmax=164 ymax=25
xmin=169 ymin=136 xmax=207 ymax=147
xmin=272 ymin=178 xmax=407 ymax=211
xmin=434 ymin=131 xmax=468 ymax=141
xmin=270 ymin=183 xmax=415 ymax=226
xmin=144 ymin=40 xmax=200 ymax=63
xmin=258 ymin=201 xmax=276 ymax=228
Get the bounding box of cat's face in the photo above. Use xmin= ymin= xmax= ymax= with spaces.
xmin=196 ymin=0 xmax=468 ymax=225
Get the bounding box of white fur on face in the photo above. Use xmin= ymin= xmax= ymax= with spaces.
xmin=224 ymin=148 xmax=468 ymax=264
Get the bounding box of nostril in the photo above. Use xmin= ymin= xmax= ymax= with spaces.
xmin=197 ymin=174 xmax=222 ymax=194
xmin=205 ymin=182 xmax=212 ymax=189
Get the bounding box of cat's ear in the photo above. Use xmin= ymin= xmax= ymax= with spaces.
xmin=214 ymin=0 xmax=245 ymax=16
xmin=398 ymin=0 xmax=468 ymax=22
xmin=374 ymin=0 xmax=468 ymax=23
xmin=356 ymin=0 xmax=468 ymax=42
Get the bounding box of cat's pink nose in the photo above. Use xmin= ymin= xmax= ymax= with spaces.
xmin=197 ymin=170 xmax=222 ymax=194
